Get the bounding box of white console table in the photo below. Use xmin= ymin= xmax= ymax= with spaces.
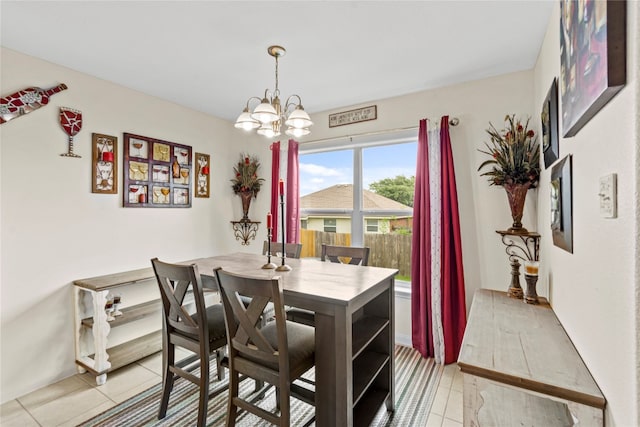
xmin=458 ymin=289 xmax=605 ymax=426
xmin=73 ymin=268 xmax=160 ymax=385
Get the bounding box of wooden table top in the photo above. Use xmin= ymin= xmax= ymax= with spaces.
xmin=189 ymin=253 xmax=398 ymax=307
xmin=74 ymin=253 xmax=398 ymax=308
xmin=458 ymin=289 xmax=605 ymax=409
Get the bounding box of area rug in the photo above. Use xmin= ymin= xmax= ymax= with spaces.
xmin=79 ymin=345 xmax=442 ymax=426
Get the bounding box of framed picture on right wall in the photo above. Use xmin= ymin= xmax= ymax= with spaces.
xmin=559 ymin=0 xmax=626 ymax=137
xmin=541 ymin=78 xmax=559 ymax=169
xmin=550 ymin=155 xmax=573 ymax=253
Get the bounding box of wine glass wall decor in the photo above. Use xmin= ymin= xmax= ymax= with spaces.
xmin=195 ymin=152 xmax=210 ymax=198
xmin=91 ymin=133 xmax=118 ymax=194
xmin=123 ymin=133 xmax=192 ymax=208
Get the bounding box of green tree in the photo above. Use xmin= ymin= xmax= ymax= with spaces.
xmin=369 ymin=175 xmax=415 ymax=207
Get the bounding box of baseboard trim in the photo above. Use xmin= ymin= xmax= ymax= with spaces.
xmin=395 ymin=333 xmax=411 ymax=347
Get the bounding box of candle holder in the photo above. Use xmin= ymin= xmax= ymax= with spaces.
xmin=262 ymin=228 xmax=277 ymax=269
xmin=524 ymin=274 xmax=539 ymax=304
xmin=524 ymin=260 xmax=540 ymax=304
xmin=276 ymin=192 xmax=291 ymax=271
xmin=496 ymin=230 xmax=540 ymax=299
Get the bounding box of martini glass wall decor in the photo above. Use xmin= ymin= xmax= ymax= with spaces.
xmin=123 ymin=133 xmax=192 ymax=208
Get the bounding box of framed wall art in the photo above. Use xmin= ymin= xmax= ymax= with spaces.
xmin=559 ymin=0 xmax=626 ymax=137
xmin=195 ymin=152 xmax=210 ymax=198
xmin=541 ymin=78 xmax=559 ymax=169
xmin=91 ymin=133 xmax=117 ymax=194
xmin=123 ymin=133 xmax=192 ymax=208
xmin=550 ymin=154 xmax=573 ymax=253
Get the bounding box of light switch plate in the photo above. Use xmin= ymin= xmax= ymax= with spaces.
xmin=598 ymin=173 xmax=617 ymax=218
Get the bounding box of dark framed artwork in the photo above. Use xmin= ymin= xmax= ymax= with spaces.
xmin=559 ymin=0 xmax=626 ymax=137
xmin=195 ymin=152 xmax=210 ymax=198
xmin=541 ymin=78 xmax=559 ymax=169
xmin=123 ymin=133 xmax=192 ymax=208
xmin=91 ymin=133 xmax=117 ymax=194
xmin=550 ymin=155 xmax=573 ymax=253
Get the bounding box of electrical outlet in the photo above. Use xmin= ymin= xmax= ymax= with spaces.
xmin=598 ymin=173 xmax=617 ymax=218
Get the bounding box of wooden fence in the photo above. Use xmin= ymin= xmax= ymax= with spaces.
xmin=299 ymin=229 xmax=412 ymax=277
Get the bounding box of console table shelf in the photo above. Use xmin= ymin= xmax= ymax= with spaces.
xmin=81 ymin=300 xmax=161 ymax=328
xmin=73 ymin=268 xmax=160 ymax=385
xmin=458 ymin=289 xmax=605 ymax=426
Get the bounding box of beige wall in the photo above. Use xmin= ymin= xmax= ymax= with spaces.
xmin=532 ymin=3 xmax=639 ymax=425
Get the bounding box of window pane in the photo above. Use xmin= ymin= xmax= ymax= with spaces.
xmin=299 ymin=150 xmax=353 ymax=199
xmin=363 ymin=142 xmax=416 ymax=282
xmin=363 ymin=143 xmax=416 ymax=211
xmin=323 ymin=218 xmax=337 ymax=233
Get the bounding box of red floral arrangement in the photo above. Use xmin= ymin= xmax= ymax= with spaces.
xmin=231 ymin=153 xmax=264 ymax=197
xmin=478 ymin=115 xmax=540 ymax=187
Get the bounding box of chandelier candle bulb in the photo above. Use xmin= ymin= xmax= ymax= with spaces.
xmin=524 ymin=260 xmax=539 ymax=276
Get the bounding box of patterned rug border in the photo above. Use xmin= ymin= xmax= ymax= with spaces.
xmin=79 ymin=345 xmax=443 ymax=426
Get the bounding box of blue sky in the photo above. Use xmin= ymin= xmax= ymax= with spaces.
xmin=299 ymin=142 xmax=418 ymax=196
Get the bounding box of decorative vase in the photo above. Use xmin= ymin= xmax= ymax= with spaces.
xmin=239 ymin=191 xmax=253 ymax=222
xmin=503 ymin=182 xmax=531 ymax=233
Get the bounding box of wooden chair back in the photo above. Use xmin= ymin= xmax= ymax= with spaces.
xmin=321 ymin=244 xmax=370 ymax=266
xmin=152 ymin=258 xmax=209 ymax=346
xmin=215 ymin=268 xmax=290 ymax=382
xmin=262 ymin=241 xmax=303 ymax=259
xmin=216 ymin=267 xmax=312 ymax=425
xmin=151 ymin=258 xmax=228 ymax=426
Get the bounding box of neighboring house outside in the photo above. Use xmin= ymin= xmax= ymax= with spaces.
xmin=300 ymin=184 xmax=412 ymax=234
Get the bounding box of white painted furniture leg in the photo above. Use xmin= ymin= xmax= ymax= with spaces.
xmin=91 ymin=289 xmax=112 ymax=384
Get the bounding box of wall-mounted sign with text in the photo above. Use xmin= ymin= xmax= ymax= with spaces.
xmin=328 ymin=105 xmax=377 ymax=128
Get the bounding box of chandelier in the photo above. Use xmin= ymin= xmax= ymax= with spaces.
xmin=234 ymin=45 xmax=313 ymax=139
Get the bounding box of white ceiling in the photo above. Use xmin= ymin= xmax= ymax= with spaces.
xmin=1 ymin=1 xmax=554 ymax=123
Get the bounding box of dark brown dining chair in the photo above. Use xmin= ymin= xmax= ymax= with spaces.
xmin=262 ymin=240 xmax=303 ymax=259
xmin=321 ymin=243 xmax=370 ymax=266
xmin=287 ymin=244 xmax=370 ymax=326
xmin=214 ymin=267 xmax=315 ymax=427
xmin=151 ymin=258 xmax=227 ymax=427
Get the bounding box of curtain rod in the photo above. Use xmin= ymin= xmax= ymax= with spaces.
xmin=300 ymin=117 xmax=459 ymax=146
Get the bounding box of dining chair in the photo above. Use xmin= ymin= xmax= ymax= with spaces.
xmin=151 ymin=258 xmax=227 ymax=427
xmin=262 ymin=241 xmax=303 ymax=259
xmin=287 ymin=244 xmax=370 ymax=326
xmin=214 ymin=267 xmax=316 ymax=427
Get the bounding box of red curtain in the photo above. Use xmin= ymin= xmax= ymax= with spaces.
xmin=270 ymin=141 xmax=280 ymax=241
xmin=411 ymin=116 xmax=467 ymax=364
xmin=411 ymin=119 xmax=434 ymax=357
xmin=439 ymin=116 xmax=467 ymax=363
xmin=286 ymin=140 xmax=300 ymax=244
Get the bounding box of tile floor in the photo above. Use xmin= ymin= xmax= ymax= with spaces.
xmin=0 ymin=351 xmax=463 ymax=427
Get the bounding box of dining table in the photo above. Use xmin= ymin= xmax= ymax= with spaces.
xmin=190 ymin=252 xmax=398 ymax=427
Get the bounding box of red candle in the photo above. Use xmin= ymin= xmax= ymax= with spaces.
xmin=266 ymin=212 xmax=272 ymax=228
xmin=102 ymin=151 xmax=114 ymax=162
xmin=279 ymin=179 xmax=284 ymax=195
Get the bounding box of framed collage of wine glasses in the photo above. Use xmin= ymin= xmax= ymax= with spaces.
xmin=92 ymin=133 xmax=117 ymax=194
xmin=123 ymin=133 xmax=192 ymax=208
